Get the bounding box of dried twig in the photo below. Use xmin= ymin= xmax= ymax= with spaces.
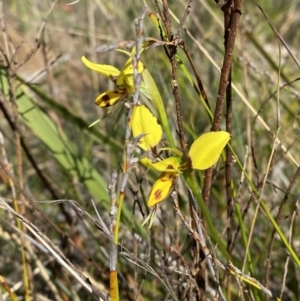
xmin=202 ymin=0 xmax=244 ymax=206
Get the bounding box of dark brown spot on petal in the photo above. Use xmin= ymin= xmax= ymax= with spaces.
xmin=101 ymin=94 xmax=111 ymax=101
xmin=100 ymin=101 xmax=111 ymax=108
xmin=154 ymin=189 xmax=162 ymax=200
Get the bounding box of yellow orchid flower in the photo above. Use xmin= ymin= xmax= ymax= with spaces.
xmin=131 ymin=105 xmax=230 ymax=211
xmin=82 ymin=54 xmax=144 ymax=108
xmin=144 ymin=132 xmax=229 ymax=207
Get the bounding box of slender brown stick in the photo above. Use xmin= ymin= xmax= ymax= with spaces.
xmin=176 ymin=0 xmax=192 ymax=37
xmin=202 ymin=0 xmax=243 ymax=207
xmin=223 ymin=2 xmax=234 ymax=253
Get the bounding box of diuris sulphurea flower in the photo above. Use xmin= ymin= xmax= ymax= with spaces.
xmin=130 ymin=105 xmax=230 ymax=214
xmin=82 ymin=54 xmax=144 ymax=108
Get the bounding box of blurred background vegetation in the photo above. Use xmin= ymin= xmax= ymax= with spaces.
xmin=1 ymin=0 xmax=300 ymax=300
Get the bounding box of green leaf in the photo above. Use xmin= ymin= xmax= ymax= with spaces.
xmin=17 ymin=85 xmax=110 ymax=206
xmin=17 ymin=76 xmax=122 ymax=150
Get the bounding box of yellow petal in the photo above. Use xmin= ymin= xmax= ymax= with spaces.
xmin=131 ymin=105 xmax=162 ymax=151
xmin=147 ymin=172 xmax=178 ymax=207
xmin=140 ymin=157 xmax=180 ymax=172
xmin=82 ymin=56 xmax=120 ymax=78
xmin=95 ymin=90 xmax=123 ymax=107
xmin=116 ymin=58 xmax=144 ymax=89
xmin=189 ymin=131 xmax=230 ymax=170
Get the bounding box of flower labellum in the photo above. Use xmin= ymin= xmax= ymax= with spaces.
xmin=147 ymin=172 xmax=179 ymax=207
